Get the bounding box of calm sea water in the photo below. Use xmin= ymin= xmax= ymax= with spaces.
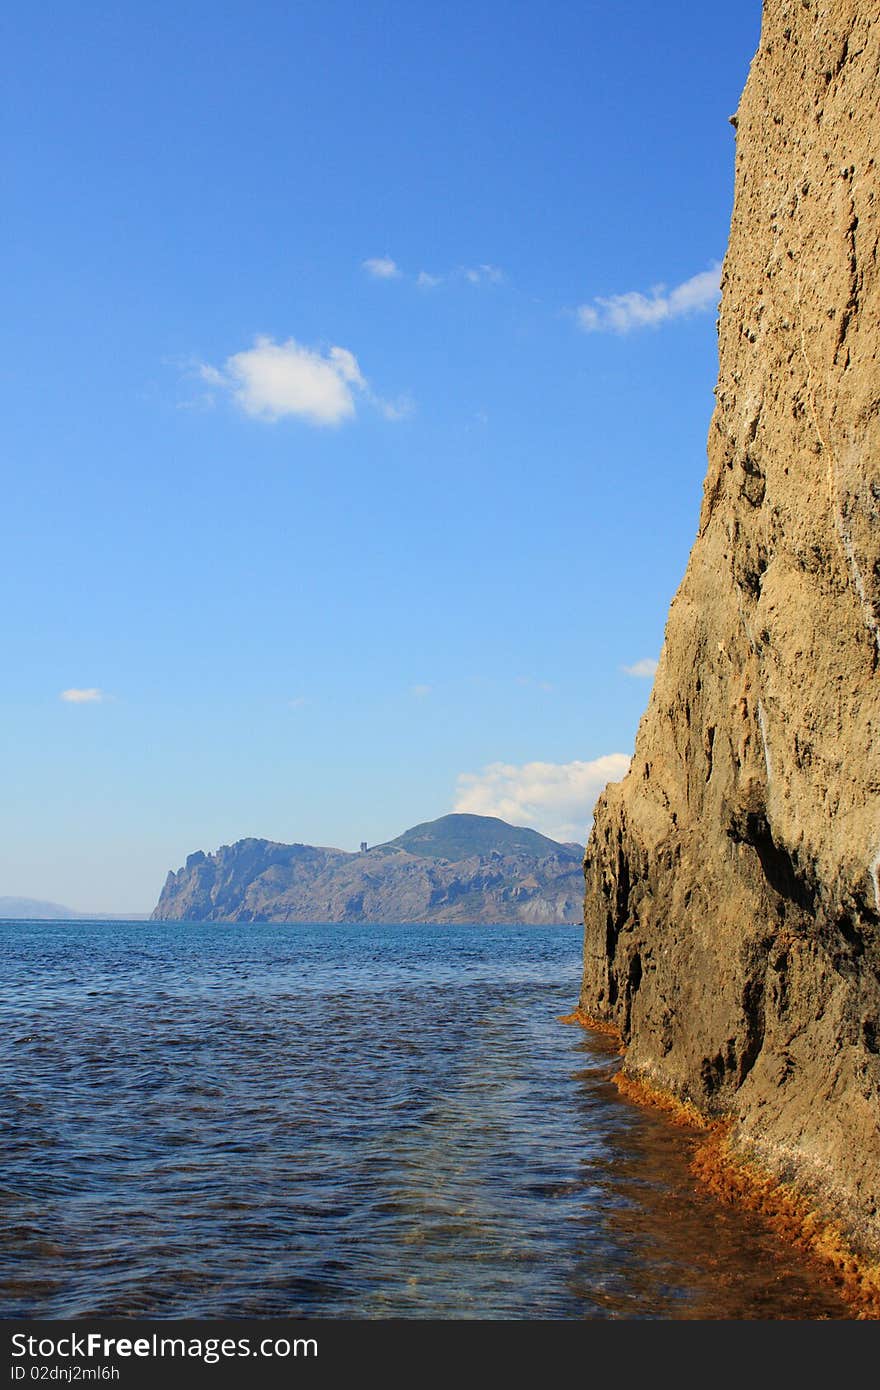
xmin=1 ymin=920 xmax=847 ymax=1319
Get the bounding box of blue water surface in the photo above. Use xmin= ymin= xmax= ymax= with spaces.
xmin=0 ymin=920 xmax=847 ymax=1318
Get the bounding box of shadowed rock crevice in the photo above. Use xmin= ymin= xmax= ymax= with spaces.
xmin=727 ymin=810 xmax=817 ymax=912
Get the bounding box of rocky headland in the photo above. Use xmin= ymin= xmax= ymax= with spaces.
xmin=579 ymin=0 xmax=880 ymax=1284
xmin=153 ymin=813 xmax=584 ymax=924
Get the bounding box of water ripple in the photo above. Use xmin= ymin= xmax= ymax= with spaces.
xmin=0 ymin=920 xmax=847 ymax=1318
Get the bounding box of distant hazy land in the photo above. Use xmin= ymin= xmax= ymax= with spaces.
xmin=0 ymin=897 xmax=149 ymax=921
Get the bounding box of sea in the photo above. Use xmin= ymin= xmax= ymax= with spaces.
xmin=1 ymin=919 xmax=848 ymax=1319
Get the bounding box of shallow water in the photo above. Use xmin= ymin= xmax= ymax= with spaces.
xmin=1 ymin=920 xmax=847 ymax=1318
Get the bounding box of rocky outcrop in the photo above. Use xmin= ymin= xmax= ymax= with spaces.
xmin=580 ymin=0 xmax=880 ymax=1258
xmin=153 ymin=814 xmax=584 ymax=924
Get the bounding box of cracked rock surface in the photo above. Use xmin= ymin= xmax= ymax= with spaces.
xmin=580 ymin=0 xmax=880 ymax=1255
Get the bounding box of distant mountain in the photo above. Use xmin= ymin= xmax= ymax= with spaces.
xmin=153 ymin=813 xmax=585 ymax=925
xmin=0 ymin=896 xmax=80 ymax=920
xmin=0 ymin=898 xmax=149 ymax=920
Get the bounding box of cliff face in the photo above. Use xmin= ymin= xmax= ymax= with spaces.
xmin=153 ymin=814 xmax=584 ymax=924
xmin=581 ymin=0 xmax=880 ymax=1255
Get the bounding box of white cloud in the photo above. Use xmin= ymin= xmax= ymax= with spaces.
xmin=411 ymin=684 xmax=432 ymax=698
xmin=199 ymin=336 xmax=368 ymax=427
xmin=362 ymin=256 xmax=400 ymax=279
xmin=621 ymin=657 xmax=658 ymax=678
xmin=417 ymin=271 xmax=443 ymax=288
xmin=60 ymin=688 xmax=105 ymax=703
xmin=454 ymin=754 xmax=631 ymax=844
xmin=577 ymin=264 xmax=721 ymax=334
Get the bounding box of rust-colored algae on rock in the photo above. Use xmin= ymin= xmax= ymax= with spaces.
xmin=579 ymin=0 xmax=880 ymax=1284
xmin=558 ymin=1006 xmax=622 ymax=1040
xmin=563 ymin=996 xmax=880 ymax=1312
xmin=689 ymin=1130 xmax=880 ymax=1320
xmin=612 ymin=1062 xmax=880 ymax=1318
xmin=613 ymin=1071 xmax=714 ymax=1132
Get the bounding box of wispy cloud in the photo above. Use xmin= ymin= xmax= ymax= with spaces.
xmin=60 ymin=688 xmax=105 ymax=704
xmin=454 ymin=754 xmax=631 ymax=845
xmin=411 ymin=684 xmax=432 ymax=698
xmin=515 ymin=676 xmax=556 ymax=693
xmin=378 ymin=395 xmax=415 ymax=421
xmin=577 ymin=264 xmax=721 ymax=334
xmin=621 ymin=657 xmax=658 ymax=678
xmin=288 ymin=696 xmax=309 ymax=710
xmin=362 ymin=256 xmax=401 ymax=280
xmin=462 ymin=264 xmax=504 ymax=286
xmin=362 ymin=258 xmax=505 ymax=291
xmin=197 ymin=336 xmax=406 ymax=427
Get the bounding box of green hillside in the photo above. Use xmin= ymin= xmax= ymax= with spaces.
xmin=383 ymin=813 xmax=579 ymax=861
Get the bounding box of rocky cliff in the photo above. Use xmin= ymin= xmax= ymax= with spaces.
xmin=153 ymin=813 xmax=584 ymax=924
xmin=580 ymin=0 xmax=880 ymax=1260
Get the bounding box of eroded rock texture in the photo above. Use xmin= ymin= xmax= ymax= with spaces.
xmin=581 ymin=0 xmax=880 ymax=1254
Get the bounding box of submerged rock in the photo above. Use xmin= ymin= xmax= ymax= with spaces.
xmin=581 ymin=0 xmax=880 ymax=1257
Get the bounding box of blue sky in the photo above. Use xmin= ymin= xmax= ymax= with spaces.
xmin=2 ymin=1 xmax=762 ymax=911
